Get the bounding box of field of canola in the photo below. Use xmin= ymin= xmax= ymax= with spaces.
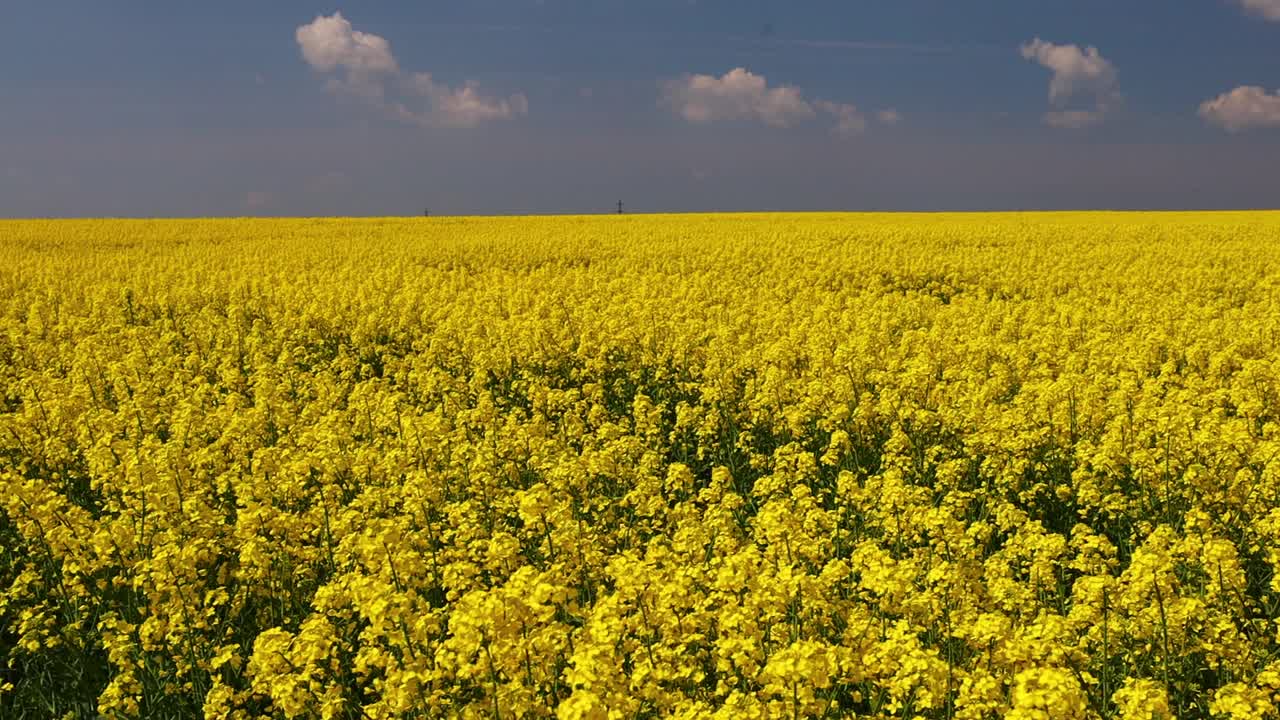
xmin=3 ymin=212 xmax=1280 ymax=719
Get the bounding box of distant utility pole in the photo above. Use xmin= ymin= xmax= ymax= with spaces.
xmin=617 ymin=200 xmax=624 ymax=215
xmin=424 ymin=208 xmax=430 ymax=217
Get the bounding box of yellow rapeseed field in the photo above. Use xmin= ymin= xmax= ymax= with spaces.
xmin=3 ymin=212 xmax=1280 ymax=719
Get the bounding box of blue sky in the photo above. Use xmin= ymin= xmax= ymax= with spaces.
xmin=2 ymin=1 xmax=1279 ymax=216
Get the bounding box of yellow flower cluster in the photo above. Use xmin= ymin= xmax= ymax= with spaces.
xmin=2 ymin=212 xmax=1280 ymax=718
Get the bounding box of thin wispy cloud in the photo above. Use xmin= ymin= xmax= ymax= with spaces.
xmin=296 ymin=12 xmax=528 ymax=128
xmin=815 ymin=101 xmax=868 ymax=136
xmin=1020 ymin=38 xmax=1121 ymax=129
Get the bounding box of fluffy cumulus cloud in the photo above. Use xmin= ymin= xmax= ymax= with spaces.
xmin=1199 ymin=86 xmax=1280 ymax=132
xmin=660 ymin=67 xmax=896 ymax=136
xmin=295 ymin=13 xmax=527 ymax=128
xmin=295 ymin=13 xmax=397 ymax=74
xmin=1020 ymin=38 xmax=1120 ymax=129
xmin=661 ymin=68 xmax=815 ymax=127
xmin=1237 ymin=0 xmax=1280 ymax=20
xmin=397 ymin=72 xmax=529 ymax=129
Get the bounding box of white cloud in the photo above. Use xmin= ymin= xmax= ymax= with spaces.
xmin=1199 ymin=86 xmax=1280 ymax=132
xmin=296 ymin=13 xmax=397 ymax=75
xmin=662 ymin=68 xmax=815 ymax=127
xmin=296 ymin=13 xmax=525 ymax=128
xmin=1020 ymin=38 xmax=1115 ymax=104
xmin=661 ymin=67 xmax=882 ymax=136
xmin=1020 ymin=38 xmax=1120 ymax=129
xmin=436 ymin=86 xmax=528 ymax=127
xmin=399 ymin=73 xmax=528 ymax=128
xmin=1237 ymin=0 xmax=1280 ymax=20
xmin=815 ymin=100 xmax=867 ymax=136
